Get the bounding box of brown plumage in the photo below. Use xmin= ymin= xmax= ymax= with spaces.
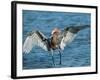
xmin=50 ymin=28 xmax=61 ymax=49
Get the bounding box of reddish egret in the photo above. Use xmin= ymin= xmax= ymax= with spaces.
xmin=23 ymin=25 xmax=89 ymax=65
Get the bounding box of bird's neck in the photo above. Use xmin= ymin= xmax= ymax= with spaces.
xmin=50 ymin=36 xmax=59 ymax=49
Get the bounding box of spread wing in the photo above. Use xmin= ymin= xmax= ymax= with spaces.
xmin=23 ymin=31 xmax=49 ymax=53
xmin=60 ymin=25 xmax=90 ymax=50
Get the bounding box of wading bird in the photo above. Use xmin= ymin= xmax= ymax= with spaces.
xmin=23 ymin=25 xmax=90 ymax=66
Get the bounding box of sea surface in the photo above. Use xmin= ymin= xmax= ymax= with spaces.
xmin=23 ymin=10 xmax=91 ymax=69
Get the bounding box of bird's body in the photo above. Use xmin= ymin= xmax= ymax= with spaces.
xmin=23 ymin=25 xmax=90 ymax=65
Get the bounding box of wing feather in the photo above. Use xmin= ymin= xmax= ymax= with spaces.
xmin=60 ymin=25 xmax=90 ymax=50
xmin=23 ymin=31 xmax=48 ymax=53
xmin=60 ymin=31 xmax=76 ymax=50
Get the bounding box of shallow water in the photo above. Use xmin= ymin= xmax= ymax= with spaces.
xmin=23 ymin=10 xmax=91 ymax=69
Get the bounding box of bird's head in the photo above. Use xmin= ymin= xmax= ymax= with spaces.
xmin=51 ymin=28 xmax=61 ymax=36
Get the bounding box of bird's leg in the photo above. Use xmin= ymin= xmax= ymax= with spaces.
xmin=58 ymin=49 xmax=62 ymax=65
xmin=51 ymin=50 xmax=55 ymax=66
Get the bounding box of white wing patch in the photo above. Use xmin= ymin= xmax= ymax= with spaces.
xmin=23 ymin=31 xmax=48 ymax=54
xmin=23 ymin=36 xmax=34 ymax=53
xmin=60 ymin=31 xmax=76 ymax=50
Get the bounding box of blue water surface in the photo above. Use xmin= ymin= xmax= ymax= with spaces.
xmin=23 ymin=10 xmax=91 ymax=69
